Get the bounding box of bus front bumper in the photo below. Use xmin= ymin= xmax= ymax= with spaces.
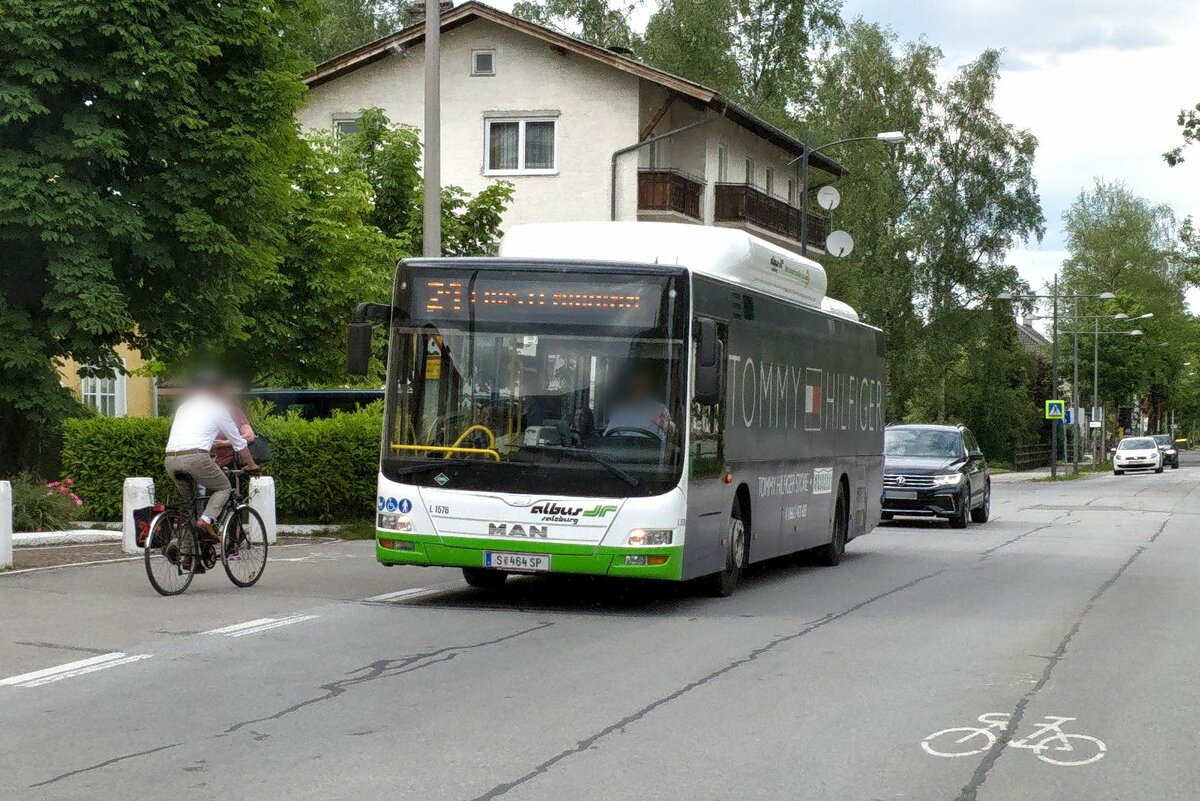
xmin=375 ymin=531 xmax=683 ymax=581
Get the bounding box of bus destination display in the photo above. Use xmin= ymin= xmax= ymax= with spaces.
xmin=416 ymin=276 xmax=663 ymax=327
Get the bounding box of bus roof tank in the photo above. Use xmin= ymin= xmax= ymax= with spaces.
xmin=498 ymin=222 xmax=840 ymax=313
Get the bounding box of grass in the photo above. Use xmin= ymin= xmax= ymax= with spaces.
xmin=325 ymin=520 xmax=377 ymax=540
xmin=1032 ymin=461 xmax=1114 ymax=481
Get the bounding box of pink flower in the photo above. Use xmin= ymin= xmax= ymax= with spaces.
xmin=74 ymin=498 xmax=84 ymax=507
xmin=64 ymin=478 xmax=73 ymax=486
xmin=59 ymin=486 xmax=69 ymax=494
xmin=47 ymin=481 xmax=60 ymax=488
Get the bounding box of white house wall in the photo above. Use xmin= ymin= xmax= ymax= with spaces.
xmin=298 ymin=19 xmax=642 ymax=229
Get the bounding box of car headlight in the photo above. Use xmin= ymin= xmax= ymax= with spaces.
xmin=627 ymin=528 xmax=673 ymax=546
xmin=931 ymin=473 xmax=965 ymax=487
xmin=1166 ymin=449 xmax=1176 ymax=455
xmin=377 ymin=512 xmax=413 ymax=532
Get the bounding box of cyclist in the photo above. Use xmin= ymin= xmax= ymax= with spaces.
xmin=164 ymin=372 xmax=261 ymax=544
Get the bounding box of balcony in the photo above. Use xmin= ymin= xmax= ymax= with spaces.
xmin=637 ymin=169 xmax=703 ymax=221
xmin=713 ymin=183 xmax=829 ymax=252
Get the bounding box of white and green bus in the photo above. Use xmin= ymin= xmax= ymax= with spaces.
xmin=348 ymin=222 xmax=886 ymax=595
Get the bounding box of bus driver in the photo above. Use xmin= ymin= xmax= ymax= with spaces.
xmin=604 ymin=366 xmax=675 ymax=442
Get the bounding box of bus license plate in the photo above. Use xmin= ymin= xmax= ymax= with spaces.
xmin=484 ymin=552 xmax=551 ymax=572
xmin=886 ymin=490 xmax=918 ymax=500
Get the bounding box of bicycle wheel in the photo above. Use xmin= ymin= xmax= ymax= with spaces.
xmin=921 ymin=727 xmax=997 ymax=758
xmin=221 ymin=504 xmax=268 ymax=588
xmin=1033 ymin=734 xmax=1107 ymax=766
xmin=144 ymin=512 xmax=197 ymax=596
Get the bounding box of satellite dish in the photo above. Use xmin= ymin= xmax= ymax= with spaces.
xmin=826 ymin=230 xmax=854 ymax=257
xmin=816 ymin=185 xmax=841 ymax=211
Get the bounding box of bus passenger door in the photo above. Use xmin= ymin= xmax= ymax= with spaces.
xmin=683 ymin=318 xmax=729 ymax=579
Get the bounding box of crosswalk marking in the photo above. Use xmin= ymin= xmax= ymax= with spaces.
xmin=365 ymin=587 xmax=435 ymax=602
xmin=203 ymin=618 xmax=280 ymax=636
xmin=1 ymin=652 xmax=152 ymax=688
xmin=224 ymin=615 xmax=319 ymax=637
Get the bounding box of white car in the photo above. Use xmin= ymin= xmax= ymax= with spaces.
xmin=1113 ymin=437 xmax=1164 ymax=475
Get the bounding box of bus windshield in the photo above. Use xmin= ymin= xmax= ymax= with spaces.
xmin=382 ymin=267 xmax=688 ymax=497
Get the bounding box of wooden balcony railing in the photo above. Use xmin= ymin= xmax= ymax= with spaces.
xmin=713 ymin=183 xmax=829 ymax=250
xmin=637 ymin=169 xmax=703 ymax=221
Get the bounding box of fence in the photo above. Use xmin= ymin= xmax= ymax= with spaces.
xmin=1013 ymin=443 xmax=1052 ymax=472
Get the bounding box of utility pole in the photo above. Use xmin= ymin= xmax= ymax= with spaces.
xmin=1093 ymin=315 xmax=1100 ymax=468
xmin=1072 ymin=298 xmax=1080 ymax=474
xmin=1050 ymin=274 xmax=1058 ymax=478
xmin=422 ymin=0 xmax=441 ymax=257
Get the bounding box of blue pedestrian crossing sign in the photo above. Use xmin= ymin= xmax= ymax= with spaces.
xmin=1045 ymin=400 xmax=1066 ymax=420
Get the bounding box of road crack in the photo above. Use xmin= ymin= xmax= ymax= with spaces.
xmin=467 ymin=568 xmax=947 ymax=801
xmin=952 ymin=516 xmax=1170 ymax=801
xmin=30 ymin=743 xmax=181 ymax=788
xmin=221 ymin=621 xmax=555 ymax=735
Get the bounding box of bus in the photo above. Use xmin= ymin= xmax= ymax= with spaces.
xmin=348 ymin=222 xmax=886 ymax=596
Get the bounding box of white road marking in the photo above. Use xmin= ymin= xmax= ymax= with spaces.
xmin=203 ymin=618 xmax=280 ymax=636
xmin=224 ymin=614 xmax=319 ymax=637
xmin=922 ymin=713 xmax=1107 ymax=766
xmin=1 ymin=652 xmax=152 ymax=688
xmin=365 ymin=587 xmax=434 ymax=602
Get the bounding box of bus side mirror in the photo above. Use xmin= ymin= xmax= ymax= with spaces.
xmin=347 ymin=322 xmax=372 ymax=377
xmin=695 ymin=318 xmax=722 ymax=405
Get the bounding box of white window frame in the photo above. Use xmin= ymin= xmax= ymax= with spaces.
xmin=745 ymin=158 xmax=756 ymax=187
xmin=483 ymin=116 xmax=558 ymax=176
xmin=764 ymin=168 xmax=774 ymax=197
xmin=471 ymin=49 xmax=495 ymax=76
xmin=787 ymin=178 xmax=797 ymax=205
xmin=332 ymin=114 xmax=361 ymax=141
xmin=717 ymin=144 xmax=728 ymax=182
xmin=80 ymin=362 xmax=127 ymax=418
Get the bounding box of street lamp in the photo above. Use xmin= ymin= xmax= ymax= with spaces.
xmin=996 ymin=280 xmax=1117 ymax=476
xmin=787 ymin=132 xmax=906 ymax=257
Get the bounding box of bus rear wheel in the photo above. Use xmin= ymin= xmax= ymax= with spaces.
xmin=702 ymin=500 xmax=747 ymax=597
xmin=463 ymin=567 xmax=508 ymax=589
xmin=812 ymin=483 xmax=848 ymax=566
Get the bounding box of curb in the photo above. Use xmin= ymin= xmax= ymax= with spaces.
xmin=13 ymin=530 xmax=124 ymax=547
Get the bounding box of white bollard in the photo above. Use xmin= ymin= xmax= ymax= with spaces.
xmin=122 ymin=477 xmax=155 ymax=554
xmin=249 ymin=476 xmax=277 ymax=545
xmin=1 ymin=481 xmax=12 ymax=569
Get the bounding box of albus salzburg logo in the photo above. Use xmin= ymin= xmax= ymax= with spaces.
xmin=531 ymin=502 xmax=583 ymax=524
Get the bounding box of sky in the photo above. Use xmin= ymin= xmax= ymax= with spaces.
xmin=484 ymin=0 xmax=1200 ymax=303
xmin=839 ymin=0 xmax=1200 ymax=303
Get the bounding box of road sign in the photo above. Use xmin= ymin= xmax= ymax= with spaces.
xmin=1064 ymin=409 xmax=1072 ymax=424
xmin=1045 ymin=400 xmax=1065 ymax=420
xmin=1089 ymin=421 xmax=1102 ymax=429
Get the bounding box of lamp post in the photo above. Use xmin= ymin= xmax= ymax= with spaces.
xmin=787 ymin=131 xmax=905 ymax=257
xmin=997 ymin=282 xmax=1115 ymax=476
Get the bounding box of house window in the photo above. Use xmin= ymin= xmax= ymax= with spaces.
xmin=472 ymin=50 xmax=495 ymax=76
xmin=717 ymin=144 xmax=727 ymax=182
xmin=647 ymin=139 xmax=661 ymax=169
xmin=333 ymin=115 xmax=361 ymax=140
xmin=485 ymin=118 xmax=557 ymax=174
xmin=745 ymin=158 xmax=755 ymax=187
xmin=81 ymin=366 xmax=126 ymax=418
xmin=764 ymin=168 xmax=774 ymax=197
xmin=787 ymin=178 xmax=797 ymax=205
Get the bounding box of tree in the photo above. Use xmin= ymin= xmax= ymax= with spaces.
xmin=642 ymin=0 xmax=841 ymax=120
xmin=1164 ymin=100 xmax=1200 ymax=166
xmin=297 ymin=0 xmax=407 ymax=64
xmin=512 ymin=0 xmax=641 ymax=49
xmin=0 ymin=0 xmax=312 ymax=473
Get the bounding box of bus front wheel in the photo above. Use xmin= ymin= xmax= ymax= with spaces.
xmin=702 ymin=500 xmax=747 ymax=597
xmin=463 ymin=567 xmax=508 ymax=589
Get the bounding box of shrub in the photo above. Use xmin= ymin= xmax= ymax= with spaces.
xmin=61 ymin=404 xmax=382 ymax=523
xmin=63 ymin=417 xmax=173 ymax=520
xmin=9 ymin=472 xmax=84 ymax=532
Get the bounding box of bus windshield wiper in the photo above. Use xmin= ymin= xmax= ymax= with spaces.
xmin=520 ymin=445 xmax=641 ymax=487
xmin=390 ymin=461 xmax=454 ymax=476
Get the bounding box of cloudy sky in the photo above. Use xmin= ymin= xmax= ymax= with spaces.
xmin=840 ymin=0 xmax=1200 ymax=299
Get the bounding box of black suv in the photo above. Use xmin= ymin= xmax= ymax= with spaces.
xmin=881 ymin=424 xmax=990 ymax=528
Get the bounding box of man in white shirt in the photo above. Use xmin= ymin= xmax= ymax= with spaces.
xmin=164 ymin=375 xmax=260 ymax=542
xmin=604 ymin=366 xmax=675 ymax=442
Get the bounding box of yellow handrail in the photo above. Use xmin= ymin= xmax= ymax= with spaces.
xmin=389 ymin=443 xmax=500 ymax=461
xmin=450 ymin=424 xmax=497 ymax=452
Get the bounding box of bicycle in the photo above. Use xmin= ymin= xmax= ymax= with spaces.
xmin=144 ymin=460 xmax=268 ymax=596
xmin=921 ymin=712 xmax=1107 ymax=766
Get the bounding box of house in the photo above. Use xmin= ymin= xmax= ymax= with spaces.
xmin=58 ymin=344 xmax=157 ymax=418
xmin=298 ymin=1 xmax=843 ymax=255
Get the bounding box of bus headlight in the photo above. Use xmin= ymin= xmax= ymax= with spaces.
xmin=628 ymin=528 xmax=673 ymax=546
xmin=931 ymin=473 xmax=965 ymax=487
xmin=378 ymin=512 xmax=413 ymax=532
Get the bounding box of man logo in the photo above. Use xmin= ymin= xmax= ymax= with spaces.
xmin=488 ymin=523 xmax=549 ymax=539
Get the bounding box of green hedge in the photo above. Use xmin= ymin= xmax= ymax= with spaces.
xmin=62 ymin=405 xmax=382 ymax=522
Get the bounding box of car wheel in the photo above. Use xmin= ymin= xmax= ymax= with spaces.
xmin=949 ymin=485 xmax=970 ymax=529
xmin=970 ymin=480 xmax=991 ymax=524
xmin=702 ymin=499 xmax=747 ymax=597
xmin=1155 ymin=465 xmax=1164 ymax=474
xmin=1113 ymin=469 xmax=1123 ymax=475
xmin=1172 ymin=460 xmax=1179 ymax=469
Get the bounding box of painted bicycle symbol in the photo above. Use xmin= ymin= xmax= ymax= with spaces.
xmin=922 ymin=713 xmax=1107 ymax=767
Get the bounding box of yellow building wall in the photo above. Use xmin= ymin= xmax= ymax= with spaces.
xmin=58 ymin=344 xmax=157 ymax=418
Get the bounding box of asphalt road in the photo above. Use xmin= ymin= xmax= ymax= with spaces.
xmin=3 ymin=455 xmax=1199 ymax=800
